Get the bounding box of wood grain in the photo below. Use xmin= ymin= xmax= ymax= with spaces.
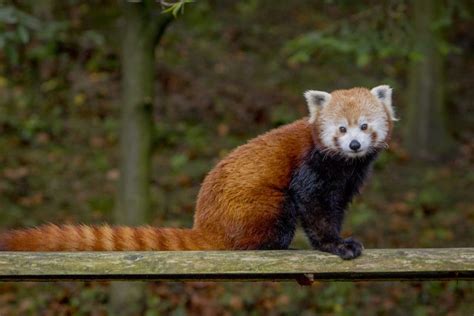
xmin=0 ymin=248 xmax=472 ymax=282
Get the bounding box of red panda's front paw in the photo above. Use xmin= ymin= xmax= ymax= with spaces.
xmin=317 ymin=237 xmax=364 ymax=259
xmin=318 ymin=237 xmax=364 ymax=260
xmin=334 ymin=237 xmax=364 ymax=260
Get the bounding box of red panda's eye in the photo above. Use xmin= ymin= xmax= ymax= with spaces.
xmin=339 ymin=126 xmax=347 ymax=133
xmin=360 ymin=123 xmax=368 ymax=131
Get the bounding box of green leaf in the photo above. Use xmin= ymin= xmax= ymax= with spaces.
xmin=356 ymin=52 xmax=370 ymax=67
xmin=162 ymin=3 xmax=181 ymax=17
xmin=162 ymin=0 xmax=195 ymax=17
xmin=17 ymin=25 xmax=29 ymax=43
xmin=0 ymin=6 xmax=17 ymax=23
xmin=170 ymin=154 xmax=189 ymax=170
xmin=173 ymin=3 xmax=183 ymax=16
xmin=5 ymin=44 xmax=19 ymax=65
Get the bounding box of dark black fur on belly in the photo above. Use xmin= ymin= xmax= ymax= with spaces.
xmin=267 ymin=148 xmax=378 ymax=258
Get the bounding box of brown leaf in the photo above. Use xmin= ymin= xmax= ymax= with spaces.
xmin=19 ymin=192 xmax=44 ymax=207
xmin=3 ymin=167 xmax=29 ymax=180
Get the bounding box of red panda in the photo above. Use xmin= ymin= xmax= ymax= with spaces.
xmin=0 ymin=85 xmax=396 ymax=259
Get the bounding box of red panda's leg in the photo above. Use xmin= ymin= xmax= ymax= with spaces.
xmin=300 ymin=208 xmax=363 ymax=260
xmin=290 ymin=154 xmax=368 ymax=260
xmin=230 ymin=199 xmax=298 ymax=250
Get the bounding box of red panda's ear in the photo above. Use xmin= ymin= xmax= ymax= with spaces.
xmin=371 ymin=85 xmax=397 ymax=121
xmin=304 ymin=90 xmax=332 ymax=123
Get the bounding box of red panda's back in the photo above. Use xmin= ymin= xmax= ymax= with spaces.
xmin=194 ymin=119 xmax=314 ymax=248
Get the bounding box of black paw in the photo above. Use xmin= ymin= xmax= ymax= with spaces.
xmin=336 ymin=237 xmax=364 ymax=260
xmin=319 ymin=237 xmax=364 ymax=260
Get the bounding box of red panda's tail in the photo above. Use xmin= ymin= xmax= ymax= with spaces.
xmin=0 ymin=224 xmax=222 ymax=251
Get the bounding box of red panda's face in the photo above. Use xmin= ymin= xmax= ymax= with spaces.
xmin=304 ymin=86 xmax=396 ymax=158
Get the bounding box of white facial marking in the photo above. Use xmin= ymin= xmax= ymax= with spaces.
xmin=339 ymin=126 xmax=371 ymax=157
xmin=320 ymin=118 xmax=344 ymax=151
xmin=370 ymin=115 xmax=389 ymax=145
xmin=309 ymin=86 xmax=395 ymax=159
xmin=319 ymin=114 xmax=389 ymax=158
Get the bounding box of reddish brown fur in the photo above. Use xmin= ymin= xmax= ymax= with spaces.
xmin=323 ymin=88 xmax=380 ymax=122
xmin=194 ymin=119 xmax=313 ymax=249
xmin=0 ymin=87 xmax=391 ymax=251
xmin=0 ymin=119 xmax=313 ymax=251
xmin=0 ymin=224 xmax=219 ymax=251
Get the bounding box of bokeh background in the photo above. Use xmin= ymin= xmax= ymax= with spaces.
xmin=0 ymin=0 xmax=473 ymax=315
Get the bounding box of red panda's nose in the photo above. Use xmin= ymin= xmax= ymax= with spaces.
xmin=349 ymin=140 xmax=361 ymax=151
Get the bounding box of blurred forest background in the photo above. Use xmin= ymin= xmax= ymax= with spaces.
xmin=0 ymin=0 xmax=473 ymax=315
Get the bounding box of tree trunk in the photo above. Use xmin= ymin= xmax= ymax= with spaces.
xmin=109 ymin=1 xmax=172 ymax=315
xmin=404 ymin=0 xmax=454 ymax=160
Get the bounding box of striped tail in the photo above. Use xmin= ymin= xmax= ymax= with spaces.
xmin=0 ymin=224 xmax=222 ymax=251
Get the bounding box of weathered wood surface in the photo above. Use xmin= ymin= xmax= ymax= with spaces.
xmin=0 ymin=248 xmax=473 ymax=282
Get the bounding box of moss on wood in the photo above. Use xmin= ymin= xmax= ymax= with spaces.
xmin=0 ymin=248 xmax=472 ymax=282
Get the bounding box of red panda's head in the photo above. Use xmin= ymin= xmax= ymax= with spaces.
xmin=304 ymin=86 xmax=396 ymax=158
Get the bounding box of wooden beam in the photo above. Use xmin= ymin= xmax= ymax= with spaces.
xmin=0 ymin=248 xmax=472 ymax=283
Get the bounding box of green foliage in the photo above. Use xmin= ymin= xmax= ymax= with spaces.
xmin=236 ymin=0 xmax=260 ymax=17
xmin=0 ymin=6 xmax=38 ymax=64
xmin=70 ymin=286 xmax=108 ymax=315
xmin=161 ymin=0 xmax=195 ymax=17
xmin=0 ymin=5 xmax=68 ymax=65
xmin=154 ymin=122 xmax=208 ymax=152
xmin=283 ymin=1 xmax=467 ymax=67
xmin=373 ymin=151 xmax=396 ymax=171
xmin=283 ymin=3 xmax=413 ymax=67
xmin=349 ymin=203 xmax=377 ymax=229
xmin=170 ymin=153 xmax=189 ymax=171
xmin=270 ymin=104 xmax=300 ymax=127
